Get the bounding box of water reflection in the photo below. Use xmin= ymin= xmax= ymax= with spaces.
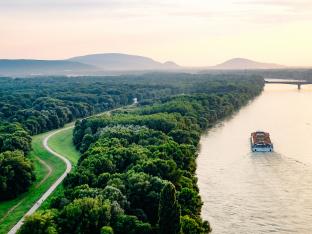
xmin=197 ymin=83 xmax=312 ymax=233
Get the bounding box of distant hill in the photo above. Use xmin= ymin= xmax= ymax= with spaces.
xmin=0 ymin=55 xmax=287 ymax=77
xmin=212 ymin=58 xmax=285 ymax=70
xmin=0 ymin=59 xmax=98 ymax=76
xmin=68 ymin=53 xmax=180 ymax=71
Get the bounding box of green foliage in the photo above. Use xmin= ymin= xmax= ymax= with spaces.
xmin=178 ymin=188 xmax=202 ymax=216
xmin=0 ymin=150 xmax=35 ymax=200
xmin=158 ymin=182 xmax=181 ymax=234
xmin=102 ymin=186 xmax=129 ymax=209
xmin=123 ymin=172 xmax=166 ymax=225
xmin=113 ymin=215 xmax=152 ymax=234
xmin=132 ymin=159 xmax=181 ymax=185
xmin=181 ymin=215 xmax=201 ymax=234
xmin=18 ymin=210 xmax=58 ymax=234
xmin=58 ymin=197 xmax=112 ymax=234
xmin=181 ymin=215 xmax=212 ymax=234
xmin=12 ymin=74 xmax=264 ymax=233
xmin=58 ymin=75 xmax=262 ymax=233
xmin=0 ymin=123 xmax=31 ymax=155
xmin=101 ymin=226 xmax=114 ymax=234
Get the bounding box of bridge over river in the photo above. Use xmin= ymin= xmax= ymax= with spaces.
xmin=265 ymin=79 xmax=312 ymax=89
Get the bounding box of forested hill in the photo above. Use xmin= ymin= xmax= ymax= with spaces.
xmin=17 ymin=74 xmax=264 ymax=233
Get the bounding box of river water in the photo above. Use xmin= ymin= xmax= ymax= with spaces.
xmin=197 ymin=83 xmax=312 ymax=233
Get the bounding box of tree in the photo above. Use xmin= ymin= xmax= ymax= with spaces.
xmin=181 ymin=216 xmax=212 ymax=234
xmin=114 ymin=215 xmax=152 ymax=234
xmin=102 ymin=186 xmax=129 ymax=209
xmin=178 ymin=188 xmax=202 ymax=216
xmin=124 ymin=172 xmax=165 ymax=225
xmin=58 ymin=197 xmax=111 ymax=234
xmin=158 ymin=182 xmax=181 ymax=234
xmin=0 ymin=123 xmax=32 ymax=154
xmin=101 ymin=226 xmax=114 ymax=234
xmin=80 ymin=134 xmax=94 ymax=152
xmin=132 ymin=159 xmax=180 ymax=185
xmin=0 ymin=151 xmax=35 ymax=200
xmin=18 ymin=210 xmax=58 ymax=234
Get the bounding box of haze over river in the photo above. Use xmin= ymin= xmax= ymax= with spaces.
xmin=197 ymin=83 xmax=312 ymax=233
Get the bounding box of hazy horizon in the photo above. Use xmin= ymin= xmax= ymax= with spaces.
xmin=1 ymin=0 xmax=312 ymax=67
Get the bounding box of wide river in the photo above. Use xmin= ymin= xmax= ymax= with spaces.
xmin=197 ymin=83 xmax=312 ymax=233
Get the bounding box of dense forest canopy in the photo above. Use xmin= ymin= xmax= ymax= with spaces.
xmin=0 ymin=150 xmax=35 ymax=200
xmin=0 ymin=73 xmax=263 ymax=139
xmin=15 ymin=74 xmax=264 ymax=233
xmin=0 ymin=73 xmax=264 ymax=233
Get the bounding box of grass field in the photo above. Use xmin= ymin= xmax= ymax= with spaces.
xmin=47 ymin=126 xmax=80 ymax=165
xmin=0 ymin=132 xmax=66 ymax=233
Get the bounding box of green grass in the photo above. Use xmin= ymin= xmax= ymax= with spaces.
xmin=0 ymin=132 xmax=67 ymax=233
xmin=47 ymin=126 xmax=80 ymax=165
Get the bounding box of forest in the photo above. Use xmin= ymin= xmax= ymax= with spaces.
xmin=11 ymin=74 xmax=264 ymax=233
xmin=0 ymin=74 xmax=182 ymax=200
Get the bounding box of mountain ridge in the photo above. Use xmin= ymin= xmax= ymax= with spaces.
xmin=212 ymin=58 xmax=285 ymax=70
xmin=0 ymin=54 xmax=289 ymax=76
xmin=68 ymin=53 xmax=180 ymax=71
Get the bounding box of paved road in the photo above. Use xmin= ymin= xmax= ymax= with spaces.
xmin=8 ymin=126 xmax=74 ymax=234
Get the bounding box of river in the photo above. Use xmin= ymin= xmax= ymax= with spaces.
xmin=197 ymin=83 xmax=312 ymax=233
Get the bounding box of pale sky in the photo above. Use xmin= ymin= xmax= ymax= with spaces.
xmin=1 ymin=0 xmax=312 ymax=66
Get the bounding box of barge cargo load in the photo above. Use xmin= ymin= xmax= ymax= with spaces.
xmin=251 ymin=131 xmax=273 ymax=152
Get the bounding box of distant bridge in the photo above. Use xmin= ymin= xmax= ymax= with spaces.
xmin=265 ymin=79 xmax=312 ymax=90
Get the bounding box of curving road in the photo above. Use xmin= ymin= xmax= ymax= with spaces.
xmin=8 ymin=126 xmax=74 ymax=234
xmin=8 ymin=104 xmax=136 ymax=233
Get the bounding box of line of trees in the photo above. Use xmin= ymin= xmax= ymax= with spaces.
xmin=18 ymin=76 xmax=264 ymax=233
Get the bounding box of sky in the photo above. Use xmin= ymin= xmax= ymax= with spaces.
xmin=1 ymin=0 xmax=312 ymax=67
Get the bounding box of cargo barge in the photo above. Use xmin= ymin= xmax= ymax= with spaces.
xmin=251 ymin=131 xmax=273 ymax=152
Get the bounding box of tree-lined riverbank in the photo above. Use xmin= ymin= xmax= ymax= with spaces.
xmin=18 ymin=77 xmax=264 ymax=233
